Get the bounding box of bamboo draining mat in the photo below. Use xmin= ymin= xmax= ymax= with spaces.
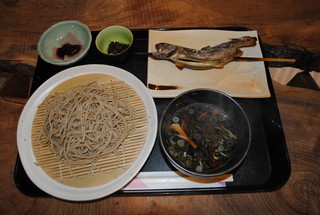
xmin=31 ymin=74 xmax=148 ymax=188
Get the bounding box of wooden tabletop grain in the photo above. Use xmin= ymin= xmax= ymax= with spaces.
xmin=0 ymin=0 xmax=319 ymax=214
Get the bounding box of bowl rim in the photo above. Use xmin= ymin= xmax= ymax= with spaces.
xmin=37 ymin=20 xmax=92 ymax=66
xmin=95 ymin=25 xmax=134 ymax=56
xmin=159 ymin=88 xmax=252 ymax=178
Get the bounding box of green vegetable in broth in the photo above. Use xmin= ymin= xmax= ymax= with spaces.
xmin=166 ymin=103 xmax=237 ymax=173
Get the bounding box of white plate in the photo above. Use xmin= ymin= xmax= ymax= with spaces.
xmin=147 ymin=30 xmax=271 ymax=98
xmin=17 ymin=64 xmax=158 ymax=201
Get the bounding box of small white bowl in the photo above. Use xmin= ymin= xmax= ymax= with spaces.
xmin=37 ymin=20 xmax=92 ymax=66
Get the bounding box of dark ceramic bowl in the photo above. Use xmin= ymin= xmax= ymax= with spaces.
xmin=159 ymin=89 xmax=251 ymax=178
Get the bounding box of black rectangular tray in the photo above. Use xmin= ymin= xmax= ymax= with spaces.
xmin=14 ymin=27 xmax=290 ymax=196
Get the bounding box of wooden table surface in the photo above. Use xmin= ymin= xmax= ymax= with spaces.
xmin=1 ymin=0 xmax=319 ymax=214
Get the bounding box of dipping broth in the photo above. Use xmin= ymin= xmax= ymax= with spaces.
xmin=164 ymin=103 xmax=238 ymax=174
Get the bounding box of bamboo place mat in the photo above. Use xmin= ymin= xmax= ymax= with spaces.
xmin=31 ymin=74 xmax=148 ymax=188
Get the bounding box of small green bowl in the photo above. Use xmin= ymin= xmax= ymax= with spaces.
xmin=95 ymin=25 xmax=133 ymax=61
xmin=37 ymin=20 xmax=92 ymax=66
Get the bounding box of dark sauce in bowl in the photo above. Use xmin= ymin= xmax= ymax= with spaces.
xmin=164 ymin=103 xmax=237 ymax=174
xmin=56 ymin=43 xmax=82 ymax=60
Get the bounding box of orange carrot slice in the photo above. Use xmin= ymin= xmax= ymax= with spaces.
xmin=169 ymin=123 xmax=198 ymax=149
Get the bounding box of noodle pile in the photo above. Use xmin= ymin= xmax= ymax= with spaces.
xmin=39 ymin=82 xmax=136 ymax=167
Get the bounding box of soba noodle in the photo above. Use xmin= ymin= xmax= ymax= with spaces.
xmin=39 ymin=82 xmax=136 ymax=167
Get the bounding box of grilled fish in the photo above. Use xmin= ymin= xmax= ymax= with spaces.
xmin=151 ymin=36 xmax=257 ymax=70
